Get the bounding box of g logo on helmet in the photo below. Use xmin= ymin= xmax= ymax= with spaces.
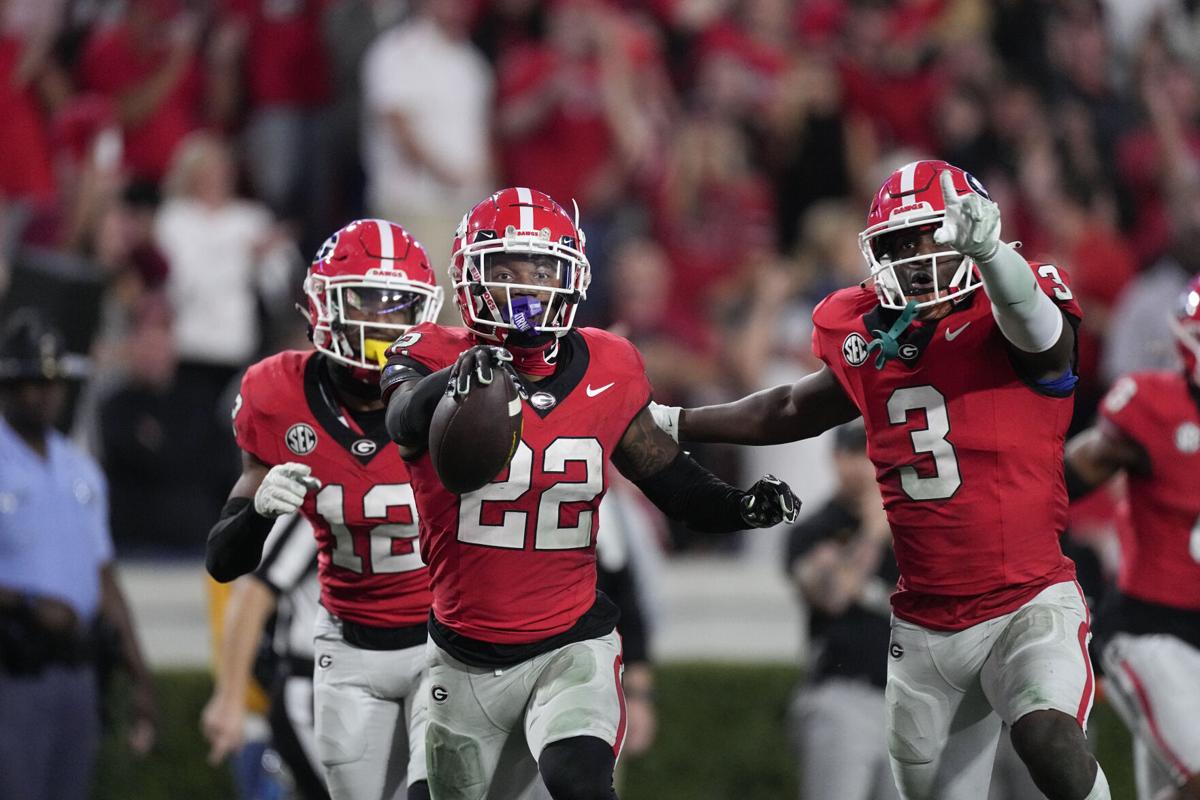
xmin=964 ymin=172 xmax=990 ymax=200
xmin=286 ymin=423 xmax=318 ymax=456
xmin=315 ymin=233 xmax=339 ymax=262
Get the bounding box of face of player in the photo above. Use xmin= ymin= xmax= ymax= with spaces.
xmin=483 ymin=253 xmax=567 ymax=332
xmin=874 ymin=226 xmax=963 ymax=319
xmin=339 ymin=286 xmax=423 ymax=366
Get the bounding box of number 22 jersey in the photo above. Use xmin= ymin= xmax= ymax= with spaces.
xmin=812 ymin=261 xmax=1083 ymax=631
xmin=385 ymin=323 xmax=652 ymax=647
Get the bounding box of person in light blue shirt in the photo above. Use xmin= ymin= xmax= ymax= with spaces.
xmin=0 ymin=309 xmax=158 ymax=800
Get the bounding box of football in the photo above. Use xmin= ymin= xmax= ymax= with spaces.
xmin=429 ymin=373 xmax=524 ymax=494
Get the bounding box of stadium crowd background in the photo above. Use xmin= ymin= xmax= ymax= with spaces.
xmin=0 ymin=0 xmax=1196 ymax=794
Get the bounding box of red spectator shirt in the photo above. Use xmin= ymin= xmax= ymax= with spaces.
xmin=812 ymin=260 xmax=1082 ymax=630
xmin=234 ymin=351 xmax=431 ymax=627
xmin=386 ymin=324 xmax=651 ymax=645
xmin=79 ymin=25 xmax=202 ymax=181
xmin=221 ymin=0 xmax=329 ymax=107
xmin=0 ymin=38 xmax=54 ymax=201
xmin=1099 ymin=371 xmax=1200 ymax=611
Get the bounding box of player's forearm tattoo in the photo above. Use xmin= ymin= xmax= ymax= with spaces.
xmin=613 ymin=407 xmax=679 ymax=481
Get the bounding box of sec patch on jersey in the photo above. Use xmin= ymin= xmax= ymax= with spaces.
xmin=429 ymin=371 xmax=523 ymax=494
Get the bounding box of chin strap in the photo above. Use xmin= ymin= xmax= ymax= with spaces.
xmin=866 ymin=301 xmax=918 ymax=370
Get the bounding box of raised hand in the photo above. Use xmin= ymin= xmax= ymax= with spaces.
xmin=933 ymin=170 xmax=1002 ymax=263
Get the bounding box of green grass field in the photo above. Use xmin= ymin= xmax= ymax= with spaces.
xmin=95 ymin=665 xmax=1135 ymax=799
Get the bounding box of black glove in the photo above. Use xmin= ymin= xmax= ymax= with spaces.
xmin=739 ymin=475 xmax=800 ymax=528
xmin=447 ymin=346 xmax=516 ymax=397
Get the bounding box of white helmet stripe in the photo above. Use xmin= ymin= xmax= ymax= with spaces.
xmin=373 ymin=219 xmax=395 ymax=268
xmin=898 ymin=161 xmax=918 ymax=206
xmin=516 ymin=187 xmax=534 ymax=231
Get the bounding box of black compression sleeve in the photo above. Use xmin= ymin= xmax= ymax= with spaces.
xmin=206 ymin=497 xmax=275 ymax=583
xmin=634 ymin=451 xmax=747 ymax=533
xmin=384 ymin=366 xmax=452 ymax=447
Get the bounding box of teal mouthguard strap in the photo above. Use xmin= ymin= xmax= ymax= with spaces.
xmin=865 ymin=301 xmax=918 ymax=370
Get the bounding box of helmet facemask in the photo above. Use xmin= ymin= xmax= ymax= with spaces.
xmin=860 ymin=214 xmax=982 ymax=319
xmin=453 ymin=228 xmax=589 ymax=344
xmin=306 ymin=274 xmax=444 ymax=372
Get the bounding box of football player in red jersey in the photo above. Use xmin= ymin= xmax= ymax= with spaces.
xmin=1063 ymin=276 xmax=1200 ymax=800
xmin=651 ymin=162 xmax=1111 ymax=800
xmin=205 ymin=219 xmax=444 ymax=800
xmin=380 ymin=187 xmax=798 ymax=800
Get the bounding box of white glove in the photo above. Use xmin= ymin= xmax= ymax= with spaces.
xmin=933 ymin=170 xmax=1002 ymax=263
xmin=648 ymin=402 xmax=681 ymax=443
xmin=254 ymin=463 xmax=321 ymax=518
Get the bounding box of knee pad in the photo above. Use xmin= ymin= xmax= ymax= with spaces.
xmin=315 ymin=684 xmax=367 ymax=767
xmin=425 ymin=722 xmax=486 ymax=800
xmin=885 ymin=679 xmax=937 ymax=766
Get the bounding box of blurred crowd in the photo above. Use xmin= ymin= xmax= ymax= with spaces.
xmin=2 ymin=0 xmax=1199 ymax=554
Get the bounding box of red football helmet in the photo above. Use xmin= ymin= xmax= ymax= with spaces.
xmin=859 ymin=159 xmax=989 ymax=312
xmin=304 ymin=219 xmax=443 ymax=372
xmin=1172 ymin=275 xmax=1200 ymax=385
xmin=450 ymin=187 xmax=589 ymax=344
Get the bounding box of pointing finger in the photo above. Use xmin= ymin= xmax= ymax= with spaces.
xmin=939 ymin=170 xmax=959 ymax=206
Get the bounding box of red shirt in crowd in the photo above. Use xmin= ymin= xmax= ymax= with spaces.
xmin=79 ymin=25 xmax=203 ymax=181
xmin=221 ymin=0 xmax=330 ymax=107
xmin=0 ymin=38 xmax=55 ymax=201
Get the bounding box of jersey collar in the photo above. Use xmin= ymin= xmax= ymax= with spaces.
xmin=304 ymin=355 xmax=390 ymax=465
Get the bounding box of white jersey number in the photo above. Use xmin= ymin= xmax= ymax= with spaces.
xmin=458 ymin=438 xmax=605 ymax=550
xmin=887 ymin=386 xmax=962 ymax=500
xmin=316 ymin=483 xmax=424 ymax=573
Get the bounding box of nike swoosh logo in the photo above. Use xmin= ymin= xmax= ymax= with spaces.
xmin=945 ymin=322 xmax=971 ymax=341
xmin=585 ymin=382 xmax=615 ymax=397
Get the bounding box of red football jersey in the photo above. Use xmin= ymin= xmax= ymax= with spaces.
xmin=1100 ymin=371 xmax=1200 ymax=611
xmin=234 ymin=351 xmax=431 ymax=627
xmin=388 ymin=323 xmax=652 ymax=644
xmin=812 ymin=261 xmax=1081 ymax=630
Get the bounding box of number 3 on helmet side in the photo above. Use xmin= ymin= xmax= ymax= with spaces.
xmin=887 ymin=386 xmax=962 ymax=500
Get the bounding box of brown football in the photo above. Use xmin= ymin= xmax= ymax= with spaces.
xmin=429 ymin=374 xmax=523 ymax=494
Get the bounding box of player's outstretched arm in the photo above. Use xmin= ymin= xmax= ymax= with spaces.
xmin=1063 ymin=422 xmax=1149 ymax=500
xmin=933 ymin=170 xmax=1075 ymax=380
xmin=614 ymin=406 xmax=800 ymax=532
xmin=651 ymin=365 xmax=859 ymax=445
xmin=206 ymin=452 xmax=319 ymax=582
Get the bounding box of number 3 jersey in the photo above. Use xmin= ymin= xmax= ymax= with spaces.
xmin=234 ymin=351 xmax=431 ymax=628
xmin=812 ymin=260 xmax=1083 ymax=631
xmin=385 ymin=323 xmax=652 ymax=647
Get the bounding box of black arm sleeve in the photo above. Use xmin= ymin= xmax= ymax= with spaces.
xmin=384 ymin=366 xmax=453 ymax=447
xmin=633 ymin=451 xmax=747 ymax=534
xmin=206 ymin=496 xmax=275 ymax=583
